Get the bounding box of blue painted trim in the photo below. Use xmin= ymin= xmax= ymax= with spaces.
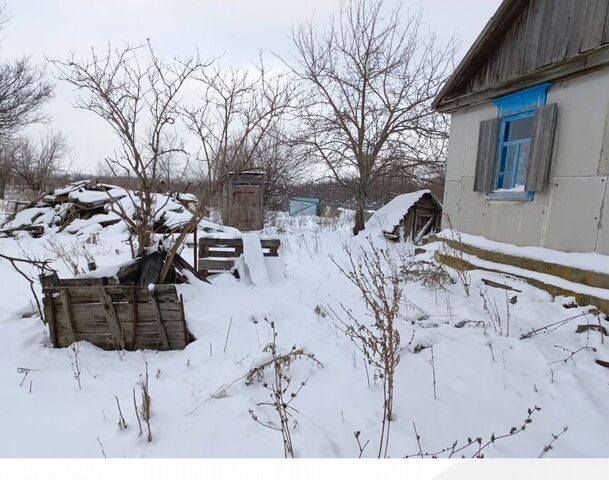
xmin=485 ymin=83 xmax=553 ymax=200
xmin=486 ymin=191 xmax=534 ymax=202
xmin=492 ymin=83 xmax=552 ymax=117
xmin=495 ymin=110 xmax=535 ymax=190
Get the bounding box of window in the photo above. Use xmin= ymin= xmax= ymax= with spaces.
xmin=474 ymin=84 xmax=558 ymax=197
xmin=496 ymin=111 xmax=534 ymax=191
xmin=489 ymin=83 xmax=552 ymax=199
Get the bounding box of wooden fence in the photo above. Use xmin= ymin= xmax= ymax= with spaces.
xmin=198 ymin=237 xmax=280 ymax=278
xmin=42 ymin=276 xmax=190 ymax=351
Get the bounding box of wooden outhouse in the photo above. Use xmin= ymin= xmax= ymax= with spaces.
xmin=221 ymin=171 xmax=265 ymax=231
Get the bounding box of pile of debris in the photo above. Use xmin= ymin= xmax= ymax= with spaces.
xmin=0 ymin=180 xmax=201 ymax=239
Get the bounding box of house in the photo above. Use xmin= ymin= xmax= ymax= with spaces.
xmin=433 ymin=0 xmax=609 ymax=312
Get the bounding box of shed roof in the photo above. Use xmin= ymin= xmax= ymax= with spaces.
xmin=365 ymin=190 xmax=441 ymax=234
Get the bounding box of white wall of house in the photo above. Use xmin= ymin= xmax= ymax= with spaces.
xmin=443 ymin=68 xmax=609 ymax=255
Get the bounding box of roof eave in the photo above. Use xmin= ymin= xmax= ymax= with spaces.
xmin=432 ymin=0 xmax=527 ymax=112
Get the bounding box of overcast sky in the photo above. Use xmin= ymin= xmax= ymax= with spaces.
xmin=2 ymin=0 xmax=501 ymax=172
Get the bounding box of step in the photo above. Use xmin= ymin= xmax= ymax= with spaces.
xmin=427 ymin=234 xmax=609 ymax=291
xmin=434 ymin=248 xmax=609 ymax=315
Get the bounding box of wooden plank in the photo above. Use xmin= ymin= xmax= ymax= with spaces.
xmin=580 ymin=0 xmax=608 ymax=52
xmin=522 ymin=0 xmax=546 ymax=72
xmin=199 ymin=237 xmax=244 ymax=247
xmin=131 ymin=286 xmax=138 ymax=350
xmin=45 ymin=292 xmax=59 ymax=347
xmin=149 ymin=291 xmax=170 ymax=350
xmin=260 ymin=239 xmax=281 ymax=248
xmin=55 ymin=277 xmax=117 ymax=287
xmin=99 ymin=288 xmax=125 ymax=350
xmin=549 ymin=0 xmax=572 ymax=64
xmin=75 ymin=322 xmax=186 ymax=335
xmin=55 ymin=302 xmax=183 ymax=325
xmin=59 ymin=290 xmax=77 ymax=344
xmin=180 ymin=294 xmax=188 ymax=346
xmin=565 ymin=0 xmax=587 ymax=57
xmin=198 ymin=259 xmax=236 ymax=271
xmin=58 ymin=331 xmax=186 ymax=350
xmin=525 ymin=103 xmax=558 ymax=192
xmin=46 ymin=285 xmax=178 ymax=304
xmin=473 ymin=118 xmax=500 ymax=193
xmin=204 ymin=249 xmax=240 ymax=258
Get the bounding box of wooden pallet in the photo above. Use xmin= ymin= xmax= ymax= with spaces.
xmin=198 ymin=237 xmax=280 ymax=278
xmin=41 ymin=276 xmax=191 ymax=351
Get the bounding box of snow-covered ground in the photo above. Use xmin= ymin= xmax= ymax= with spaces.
xmin=0 ymin=209 xmax=608 ymax=458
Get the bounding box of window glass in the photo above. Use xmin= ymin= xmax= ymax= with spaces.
xmin=515 ymin=143 xmax=530 ymax=186
xmin=497 ymin=113 xmax=533 ymax=189
xmin=505 ymin=116 xmax=533 ymax=141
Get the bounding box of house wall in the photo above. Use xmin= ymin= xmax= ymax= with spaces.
xmin=442 ymin=68 xmax=609 ymax=255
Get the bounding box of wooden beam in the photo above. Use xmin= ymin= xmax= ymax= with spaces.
xmin=180 ymin=294 xmax=189 ymax=346
xmin=59 ymin=290 xmax=77 ymax=345
xmin=131 ymin=286 xmax=139 ymax=350
xmin=99 ymin=288 xmax=125 ymax=350
xmin=149 ymin=290 xmax=170 ymax=350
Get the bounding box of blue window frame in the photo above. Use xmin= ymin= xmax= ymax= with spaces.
xmin=488 ymin=83 xmax=552 ymax=200
xmin=496 ymin=111 xmax=534 ymax=190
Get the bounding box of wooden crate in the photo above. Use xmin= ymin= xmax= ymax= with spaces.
xmin=198 ymin=237 xmax=280 ymax=278
xmin=42 ymin=278 xmax=191 ymax=351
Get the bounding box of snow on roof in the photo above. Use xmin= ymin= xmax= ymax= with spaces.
xmin=365 ymin=189 xmax=432 ymax=233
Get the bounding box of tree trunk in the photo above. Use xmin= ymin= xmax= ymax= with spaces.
xmin=353 ymin=189 xmax=367 ymax=235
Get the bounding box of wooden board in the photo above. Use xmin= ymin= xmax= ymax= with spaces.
xmin=198 ymin=237 xmax=281 ymax=277
xmin=43 ymin=283 xmax=190 ymax=351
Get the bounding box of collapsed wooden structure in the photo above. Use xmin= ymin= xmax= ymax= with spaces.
xmin=41 ymin=273 xmax=192 ymax=351
xmin=1 ymin=180 xmax=198 ymax=238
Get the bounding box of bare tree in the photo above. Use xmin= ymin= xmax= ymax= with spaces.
xmin=0 ymin=5 xmax=53 ymax=140
xmin=289 ymin=0 xmax=454 ymax=234
xmin=11 ymin=131 xmax=68 ymax=193
xmin=53 ymin=42 xmax=209 ymax=257
xmin=183 ymin=59 xmax=295 ymax=188
xmin=0 ymin=140 xmax=14 ymax=199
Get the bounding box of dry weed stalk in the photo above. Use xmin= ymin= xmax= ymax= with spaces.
xmin=133 ymin=387 xmax=142 ymax=437
xmin=439 ymin=217 xmax=471 ymax=296
xmin=538 ymin=426 xmax=568 ymax=458
xmin=479 ymin=287 xmax=514 ymax=337
xmin=248 ymin=321 xmax=318 ymax=458
xmin=405 ymin=406 xmax=542 ymax=458
xmin=137 ymin=362 xmax=152 ymax=442
xmin=399 ymin=257 xmax=453 ymax=291
xmin=354 ymin=430 xmax=370 ymax=458
xmin=331 ymin=239 xmax=413 ymax=458
xmin=68 ymin=342 xmax=82 ymax=390
xmin=0 ymin=251 xmax=53 ymax=319
xmin=115 ymin=396 xmax=127 ymax=431
xmin=520 ymin=311 xmax=592 ymax=339
xmin=44 ymin=236 xmax=95 ymax=276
